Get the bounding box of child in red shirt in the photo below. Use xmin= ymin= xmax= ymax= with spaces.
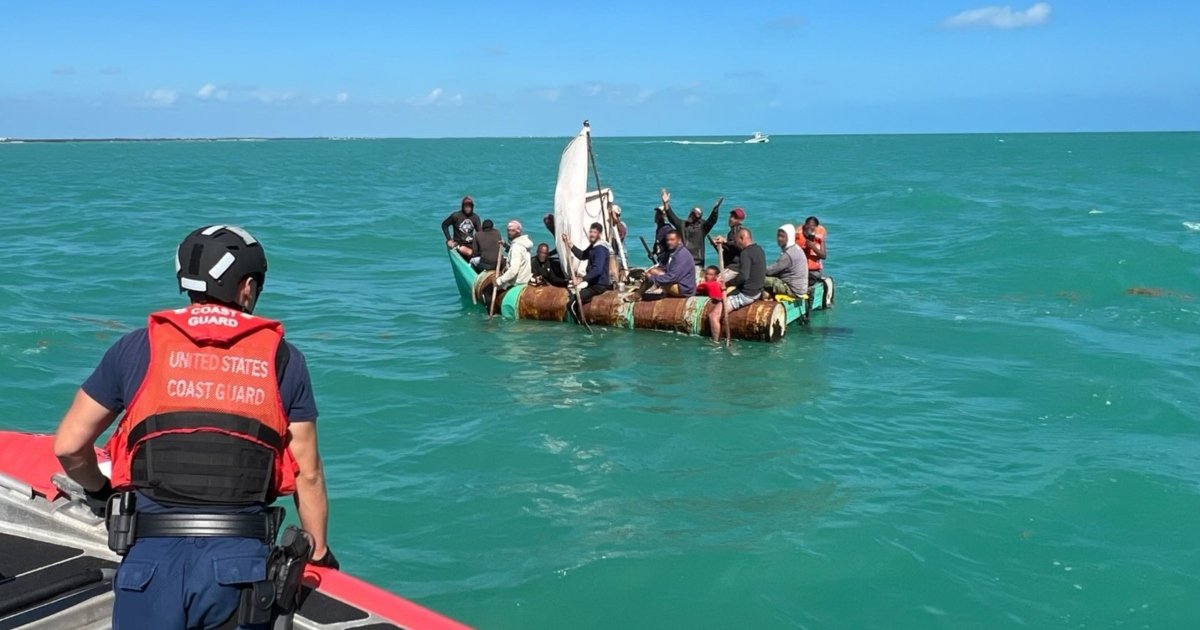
xmin=696 ymin=265 xmax=725 ymax=300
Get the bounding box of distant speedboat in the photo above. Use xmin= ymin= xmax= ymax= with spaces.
xmin=745 ymin=132 xmax=769 ymax=144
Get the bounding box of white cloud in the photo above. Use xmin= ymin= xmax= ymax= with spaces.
xmin=142 ymin=88 xmax=178 ymax=107
xmin=943 ymin=2 xmax=1051 ymax=29
xmin=768 ymin=99 xmax=783 ymax=109
xmin=408 ymin=87 xmax=442 ymax=106
xmin=575 ymin=82 xmax=655 ymax=105
xmin=52 ymin=65 xmax=77 ymax=76
xmin=196 ymin=83 xmax=229 ymax=102
xmin=406 ymin=87 xmax=462 ymax=107
xmin=254 ymin=90 xmax=299 ymax=104
xmin=524 ymin=82 xmax=699 ymax=107
xmin=308 ymin=92 xmax=350 ymax=105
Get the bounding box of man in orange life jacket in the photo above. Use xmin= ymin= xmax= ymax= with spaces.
xmin=798 ymin=215 xmax=827 ymax=286
xmin=53 ymin=225 xmax=336 ymax=629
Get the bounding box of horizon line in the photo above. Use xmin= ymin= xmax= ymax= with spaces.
xmin=2 ymin=129 xmax=1197 ymax=143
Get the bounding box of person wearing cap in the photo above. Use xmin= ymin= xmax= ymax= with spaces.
xmin=53 ymin=225 xmax=337 ymax=629
xmin=608 ymin=202 xmax=628 ymax=262
xmin=470 ymin=219 xmax=504 ymax=272
xmin=660 ymin=188 xmax=721 ymax=271
xmin=495 ymin=220 xmax=533 ymax=290
xmin=442 ymin=195 xmax=482 ymax=259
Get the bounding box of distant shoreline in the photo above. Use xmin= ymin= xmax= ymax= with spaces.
xmin=0 ymin=137 xmax=309 ymax=144
xmin=1 ymin=130 xmax=1196 ymax=144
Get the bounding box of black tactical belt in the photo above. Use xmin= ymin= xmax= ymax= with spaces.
xmin=134 ymin=512 xmax=278 ymax=543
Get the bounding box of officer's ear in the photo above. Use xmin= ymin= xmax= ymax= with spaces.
xmin=236 ymin=277 xmax=259 ymax=314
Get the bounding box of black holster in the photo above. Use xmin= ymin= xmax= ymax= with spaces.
xmin=237 ymin=525 xmax=314 ymax=628
xmin=105 ymin=492 xmax=138 ymax=555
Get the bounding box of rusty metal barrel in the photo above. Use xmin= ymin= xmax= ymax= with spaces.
xmin=516 ymin=285 xmax=570 ymax=322
xmin=578 ymin=292 xmax=630 ymax=328
xmin=517 ymin=287 xmax=631 ymax=327
xmin=510 ymin=286 xmax=788 ymax=341
xmin=472 ymin=270 xmax=496 ymax=304
xmin=698 ymin=300 xmax=788 ymax=342
xmin=630 ymin=296 xmax=705 ymax=335
xmin=472 ymin=270 xmax=514 ymax=313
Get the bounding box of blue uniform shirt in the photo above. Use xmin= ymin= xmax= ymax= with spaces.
xmin=82 ymin=328 xmax=318 ymax=422
xmin=93 ymin=327 xmax=318 ymax=629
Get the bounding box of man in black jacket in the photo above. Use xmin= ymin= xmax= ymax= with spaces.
xmin=719 ymin=207 xmax=747 ymax=269
xmin=661 ymin=189 xmax=722 ymax=271
xmin=442 ymin=196 xmax=482 ymax=259
xmin=470 ymin=219 xmax=503 ymax=272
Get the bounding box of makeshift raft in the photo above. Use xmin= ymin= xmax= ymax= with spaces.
xmin=449 ymin=249 xmax=832 ymax=342
xmin=446 ymin=122 xmax=833 ymax=342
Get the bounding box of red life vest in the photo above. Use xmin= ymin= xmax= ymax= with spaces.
xmin=797 ymin=226 xmax=826 ymax=272
xmin=107 ymin=304 xmax=297 ymax=505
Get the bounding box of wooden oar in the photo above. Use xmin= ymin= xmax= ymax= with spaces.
xmin=709 ymin=236 xmax=732 ymax=347
xmin=571 ymin=283 xmax=595 ymax=335
xmin=638 ymin=236 xmax=655 ymax=265
xmin=488 ymin=243 xmax=505 ymax=320
xmin=562 ymin=235 xmax=595 ymax=335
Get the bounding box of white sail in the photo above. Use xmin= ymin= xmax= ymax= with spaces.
xmin=554 ymin=125 xmax=593 ymax=278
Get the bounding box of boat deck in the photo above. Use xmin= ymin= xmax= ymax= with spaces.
xmin=0 ymin=485 xmax=416 ymax=630
xmin=0 ymin=532 xmax=116 ymax=629
xmin=0 ymin=431 xmax=467 ymax=630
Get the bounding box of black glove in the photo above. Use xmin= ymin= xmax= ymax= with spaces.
xmin=83 ymin=479 xmax=115 ymax=517
xmin=310 ymin=548 xmax=340 ymax=570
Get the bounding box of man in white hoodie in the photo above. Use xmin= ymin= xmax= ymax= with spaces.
xmin=496 ymin=220 xmax=533 ymax=290
xmin=763 ymin=224 xmax=809 ymax=298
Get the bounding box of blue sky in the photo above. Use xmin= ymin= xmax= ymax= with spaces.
xmin=1 ymin=1 xmax=1196 ymax=137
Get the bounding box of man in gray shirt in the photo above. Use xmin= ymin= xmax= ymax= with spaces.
xmin=708 ymin=227 xmax=764 ymax=342
xmin=764 ymin=224 xmax=809 ymax=298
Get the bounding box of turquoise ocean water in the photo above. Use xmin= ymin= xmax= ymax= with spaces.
xmin=1 ymin=133 xmax=1198 ymax=628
